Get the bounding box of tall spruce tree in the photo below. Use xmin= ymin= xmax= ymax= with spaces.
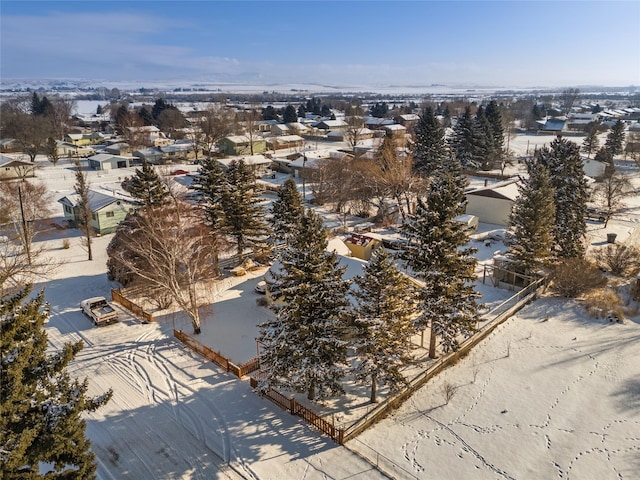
xmin=605 ymin=119 xmax=626 ymax=156
xmin=413 ymin=105 xmax=448 ymax=177
xmin=270 ymin=178 xmax=304 ymax=244
xmin=507 ymin=161 xmax=556 ymax=274
xmin=258 ymin=209 xmax=351 ymax=400
xmin=190 ymin=156 xmax=227 ymax=233
xmin=401 ymin=168 xmax=479 ymax=358
xmin=223 ymin=159 xmax=271 ymax=258
xmin=536 ymin=137 xmax=588 ymax=258
xmin=121 ymin=160 xmax=169 ymax=207
xmin=352 ymin=248 xmax=415 ymax=403
xmin=1 ymin=286 xmax=112 ymax=478
xmin=475 ymin=106 xmax=494 ymax=169
xmin=485 ymin=100 xmax=505 ymax=156
xmin=450 ymin=105 xmax=485 ymax=170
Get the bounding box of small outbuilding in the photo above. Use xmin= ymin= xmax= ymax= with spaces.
xmin=87 ymin=153 xmax=133 ymax=170
xmin=465 ymin=178 xmax=520 ymax=226
xmin=0 ymin=155 xmax=35 ymax=179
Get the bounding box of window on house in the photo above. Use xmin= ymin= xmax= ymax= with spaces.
xmin=92 ymin=213 xmax=97 ymax=221
xmin=106 ymin=211 xmax=114 ymax=218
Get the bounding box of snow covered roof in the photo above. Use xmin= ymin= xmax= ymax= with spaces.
xmin=466 ymin=178 xmax=520 ymax=202
xmin=217 ymin=154 xmax=271 ymax=168
xmin=58 ymin=189 xmax=137 ymax=211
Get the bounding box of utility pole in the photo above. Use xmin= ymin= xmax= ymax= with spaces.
xmin=18 ymin=185 xmax=32 ymax=265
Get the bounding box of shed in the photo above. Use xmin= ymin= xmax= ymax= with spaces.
xmin=345 ymin=232 xmax=382 ymax=260
xmin=465 ymin=178 xmax=520 ymax=226
xmin=87 ymin=153 xmax=133 ymax=170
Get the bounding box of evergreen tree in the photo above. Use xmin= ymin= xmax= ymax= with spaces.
xmin=282 ymin=105 xmax=297 ymax=123
xmin=1 ymin=286 xmax=112 ymax=479
xmin=297 ymin=104 xmax=306 ymax=119
xmin=222 ymin=159 xmax=271 ymax=258
xmin=262 ymin=105 xmax=278 ymax=121
xmin=96 ymin=104 xmax=103 ymax=115
xmin=485 ymin=100 xmax=505 ymax=161
xmin=321 ymin=105 xmax=332 ymax=117
xmin=352 ymin=248 xmax=415 ymax=403
xmin=412 ymin=105 xmax=448 ymax=176
xmin=258 ymin=209 xmax=351 ymax=400
xmin=401 ymin=170 xmax=479 ymax=358
xmin=507 ymin=161 xmax=556 ymax=274
xmin=536 ymin=137 xmax=588 ymax=258
xmin=475 ymin=106 xmax=494 ymax=169
xmin=121 ymin=160 xmax=169 ymax=207
xmin=137 ymin=106 xmax=155 ymax=127
xmin=190 ymin=156 xmax=228 ymax=262
xmin=605 ymin=119 xmax=626 ymax=156
xmin=582 ymin=122 xmax=600 ymax=157
xmin=270 ymin=178 xmax=304 ymax=244
xmin=450 ymin=106 xmax=485 ymax=170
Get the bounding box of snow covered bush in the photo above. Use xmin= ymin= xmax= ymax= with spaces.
xmin=549 ymin=257 xmax=607 ymax=298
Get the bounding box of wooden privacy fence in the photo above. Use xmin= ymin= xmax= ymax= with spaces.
xmin=173 ymin=329 xmax=260 ymax=379
xmin=249 ymin=377 xmax=345 ymax=445
xmin=111 ymin=288 xmax=154 ymax=323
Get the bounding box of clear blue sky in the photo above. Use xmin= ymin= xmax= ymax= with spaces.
xmin=2 ymin=1 xmax=639 ymax=88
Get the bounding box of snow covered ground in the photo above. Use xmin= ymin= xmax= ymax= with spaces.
xmin=16 ymin=130 xmax=640 ymax=478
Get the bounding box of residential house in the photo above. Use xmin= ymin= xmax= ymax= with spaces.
xmin=537 ymin=117 xmax=567 ymax=134
xmin=266 ymin=135 xmax=305 ymax=151
xmin=382 ymin=124 xmax=408 ymax=147
xmin=314 ymin=119 xmax=348 ymax=131
xmin=133 ymin=147 xmax=165 ymax=164
xmin=0 ymin=138 xmax=21 ymax=153
xmin=217 ymin=154 xmax=272 ymax=176
xmin=465 ymin=178 xmax=520 ymax=226
xmin=64 ymin=132 xmax=105 ymax=146
xmin=218 ymin=135 xmax=267 ymax=156
xmin=270 ymin=124 xmax=291 ymax=136
xmin=394 ymin=113 xmax=420 ymax=132
xmin=364 ymin=116 xmax=395 ymax=130
xmin=104 ymin=142 xmax=132 ymax=155
xmin=58 ymin=189 xmax=138 ymax=234
xmin=0 ymin=155 xmax=35 ymax=179
xmin=159 ymin=142 xmax=197 ymax=161
xmin=286 ymin=122 xmax=310 ymax=135
xmin=56 ymin=141 xmax=95 ymax=158
xmin=87 ymin=153 xmax=133 ymax=170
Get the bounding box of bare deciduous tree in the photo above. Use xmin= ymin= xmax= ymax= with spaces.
xmin=73 ymin=160 xmax=93 ymax=261
xmin=0 ymin=180 xmax=57 ymax=295
xmin=0 ymin=180 xmax=53 ymax=263
xmin=108 ymin=203 xmax=220 ymax=334
xmin=199 ymin=105 xmax=233 ymax=158
xmin=366 ymin=138 xmax=425 ymax=221
xmin=591 ymin=172 xmax=634 ymax=227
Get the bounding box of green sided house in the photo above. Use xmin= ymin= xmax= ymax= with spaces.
xmin=217 ymin=135 xmax=267 ymax=156
xmin=58 ymin=189 xmax=138 ymax=234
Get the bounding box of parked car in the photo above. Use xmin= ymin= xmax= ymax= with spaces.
xmin=586 ymin=207 xmax=606 ymax=223
xmin=255 ymin=280 xmax=267 ymax=294
xmin=171 ymin=169 xmax=189 ymax=175
xmin=80 ymin=296 xmax=118 ymax=326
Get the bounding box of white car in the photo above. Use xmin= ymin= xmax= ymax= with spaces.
xmin=255 ymin=281 xmax=267 ymax=294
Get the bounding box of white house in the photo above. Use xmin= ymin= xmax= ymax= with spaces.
xmin=465 ymin=178 xmax=520 ymax=226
